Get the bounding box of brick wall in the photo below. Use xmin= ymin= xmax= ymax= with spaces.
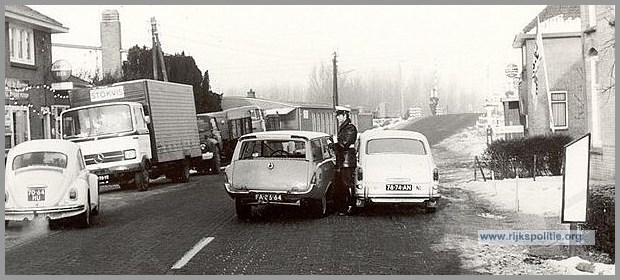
xmin=582 ymin=5 xmax=615 ymax=182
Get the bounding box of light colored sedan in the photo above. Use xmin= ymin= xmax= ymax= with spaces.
xmin=355 ymin=129 xmax=440 ymax=212
xmin=5 ymin=139 xmax=100 ymax=228
xmin=224 ymin=131 xmax=336 ymax=219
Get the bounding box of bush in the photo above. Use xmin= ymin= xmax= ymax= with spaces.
xmin=581 ymin=184 xmax=615 ymax=259
xmin=483 ymin=134 xmax=573 ymax=179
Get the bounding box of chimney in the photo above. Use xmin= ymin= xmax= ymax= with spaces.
xmin=100 ymin=10 xmax=122 ymax=79
xmin=247 ymin=89 xmax=256 ymax=98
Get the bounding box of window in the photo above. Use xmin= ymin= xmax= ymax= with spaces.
xmin=588 ymin=5 xmax=597 ymax=27
xmin=9 ymin=23 xmax=35 ymax=65
xmin=366 ymin=138 xmax=427 ymax=155
xmin=590 ymin=55 xmax=602 ymax=147
xmin=310 ymin=139 xmax=323 ymax=162
xmin=550 ymin=91 xmax=568 ymax=129
xmin=13 ymin=152 xmax=68 ymax=170
xmin=239 ymin=139 xmax=306 ymax=160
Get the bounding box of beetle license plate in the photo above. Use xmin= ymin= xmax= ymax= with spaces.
xmin=386 ymin=184 xmax=413 ymax=191
xmin=255 ymin=193 xmax=282 ymax=202
xmin=28 ymin=188 xmax=46 ymax=201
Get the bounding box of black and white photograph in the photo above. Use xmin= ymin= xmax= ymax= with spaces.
xmin=3 ymin=2 xmax=616 ymax=276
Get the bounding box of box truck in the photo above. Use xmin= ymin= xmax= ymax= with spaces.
xmin=61 ymin=79 xmax=203 ymax=191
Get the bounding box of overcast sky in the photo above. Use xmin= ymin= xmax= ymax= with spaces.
xmin=30 ymin=5 xmax=545 ymax=96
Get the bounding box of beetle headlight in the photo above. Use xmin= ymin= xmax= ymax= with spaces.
xmin=124 ymin=149 xmax=137 ymax=160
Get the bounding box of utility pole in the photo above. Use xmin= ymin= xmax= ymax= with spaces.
xmin=399 ymin=62 xmax=404 ymax=118
xmin=332 ymin=51 xmax=338 ymax=109
xmin=150 ymin=17 xmax=168 ymax=81
xmin=151 ymin=17 xmax=159 ymax=80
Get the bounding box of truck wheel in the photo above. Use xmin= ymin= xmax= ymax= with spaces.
xmin=179 ymin=160 xmax=191 ymax=183
xmin=211 ymin=147 xmax=221 ymax=174
xmin=235 ymin=198 xmax=251 ymax=219
xmin=135 ymin=167 xmax=149 ymax=191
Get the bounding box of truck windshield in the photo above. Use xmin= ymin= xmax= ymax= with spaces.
xmin=62 ymin=104 xmax=134 ymax=139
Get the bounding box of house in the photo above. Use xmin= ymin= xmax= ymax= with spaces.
xmin=221 ymin=93 xmax=373 ymax=135
xmin=512 ymin=5 xmax=587 ymax=140
xmin=5 ymin=5 xmax=69 ymax=154
xmin=580 ymin=5 xmax=615 ymax=182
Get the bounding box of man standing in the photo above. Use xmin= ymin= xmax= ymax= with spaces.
xmin=332 ymin=106 xmax=358 ymax=215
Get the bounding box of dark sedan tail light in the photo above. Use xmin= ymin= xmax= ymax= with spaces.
xmin=433 ymin=168 xmax=439 ymax=181
xmin=357 ymin=167 xmax=363 ymax=181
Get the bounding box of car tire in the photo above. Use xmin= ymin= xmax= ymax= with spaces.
xmin=425 ymin=200 xmax=438 ymax=213
xmin=235 ymin=198 xmax=251 ymax=219
xmin=48 ymin=219 xmax=61 ymax=230
xmin=76 ymin=195 xmax=91 ymax=228
xmin=314 ymin=196 xmax=328 ymax=218
xmin=211 ymin=147 xmax=221 ymax=174
xmin=92 ymin=186 xmax=100 ymax=215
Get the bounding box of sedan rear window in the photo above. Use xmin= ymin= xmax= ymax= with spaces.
xmin=12 ymin=152 xmax=68 ymax=170
xmin=366 ymin=138 xmax=427 ymax=155
xmin=239 ymin=140 xmax=307 ymax=159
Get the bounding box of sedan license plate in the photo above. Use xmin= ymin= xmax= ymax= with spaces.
xmin=98 ymin=175 xmax=110 ymax=184
xmin=28 ymin=188 xmax=46 ymax=201
xmin=386 ymin=184 xmax=413 ymax=191
xmin=255 ymin=193 xmax=282 ymax=202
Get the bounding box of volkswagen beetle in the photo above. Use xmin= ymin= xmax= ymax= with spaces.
xmin=5 ymin=139 xmax=99 ymax=228
xmin=224 ymin=131 xmax=336 ymax=219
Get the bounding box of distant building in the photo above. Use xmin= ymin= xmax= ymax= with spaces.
xmin=221 ymin=94 xmax=372 ymax=135
xmin=512 ymin=5 xmax=587 ymax=140
xmin=5 ymin=5 xmax=69 ymax=153
xmin=581 ymin=5 xmax=615 ymax=182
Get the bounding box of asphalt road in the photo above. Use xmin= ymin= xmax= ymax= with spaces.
xmin=5 ymin=113 xmax=484 ymax=275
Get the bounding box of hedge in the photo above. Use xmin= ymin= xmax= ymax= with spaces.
xmin=483 ymin=134 xmax=573 ymax=179
xmin=581 ymin=184 xmax=615 ymax=259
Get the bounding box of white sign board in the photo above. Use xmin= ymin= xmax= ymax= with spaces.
xmin=561 ymin=134 xmax=590 ymax=223
xmin=90 ymin=86 xmax=124 ymax=102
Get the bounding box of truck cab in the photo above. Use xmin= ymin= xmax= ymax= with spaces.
xmin=61 ymin=101 xmax=152 ymax=190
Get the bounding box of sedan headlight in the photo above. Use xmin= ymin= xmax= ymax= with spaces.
xmin=124 ymin=149 xmax=137 ymax=160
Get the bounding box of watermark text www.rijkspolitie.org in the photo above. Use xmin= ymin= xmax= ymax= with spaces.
xmin=478 ymin=230 xmax=596 ymax=245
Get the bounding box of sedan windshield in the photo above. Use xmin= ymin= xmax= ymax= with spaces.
xmin=366 ymin=138 xmax=427 ymax=155
xmin=12 ymin=151 xmax=68 ymax=170
xmin=62 ymin=104 xmax=133 ymax=139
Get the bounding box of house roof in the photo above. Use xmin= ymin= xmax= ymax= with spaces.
xmin=522 ymin=5 xmax=581 ymax=34
xmin=5 ymin=5 xmax=69 ymax=33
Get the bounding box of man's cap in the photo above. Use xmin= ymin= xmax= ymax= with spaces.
xmin=335 ymin=105 xmax=351 ymax=113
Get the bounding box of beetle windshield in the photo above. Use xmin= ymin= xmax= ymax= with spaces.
xmin=12 ymin=151 xmax=68 ymax=170
xmin=366 ymin=138 xmax=427 ymax=155
xmin=62 ymin=104 xmax=133 ymax=139
xmin=239 ymin=139 xmax=306 ymax=159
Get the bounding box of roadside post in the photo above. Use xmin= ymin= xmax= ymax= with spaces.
xmin=561 ymin=134 xmax=591 ymax=257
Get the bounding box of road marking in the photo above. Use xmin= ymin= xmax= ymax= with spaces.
xmin=171 ymin=237 xmax=214 ymax=270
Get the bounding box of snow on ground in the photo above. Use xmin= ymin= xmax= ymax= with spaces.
xmin=435 ymin=126 xmax=615 ymax=275
xmin=466 ymin=176 xmax=564 ymax=217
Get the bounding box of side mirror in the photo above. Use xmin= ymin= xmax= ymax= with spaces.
xmin=144 ymin=115 xmax=151 ymax=124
